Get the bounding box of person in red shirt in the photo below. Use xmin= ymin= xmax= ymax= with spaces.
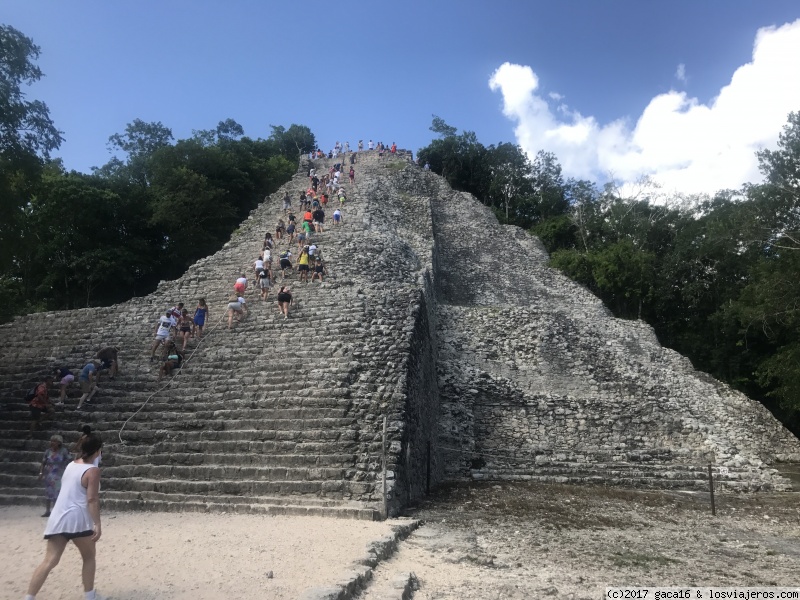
xmin=28 ymin=376 xmax=54 ymax=437
xmin=303 ymin=210 xmax=313 ymax=227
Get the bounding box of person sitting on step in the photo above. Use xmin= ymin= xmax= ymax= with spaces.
xmin=311 ymin=257 xmax=327 ymax=283
xmin=158 ymin=341 xmax=184 ymax=380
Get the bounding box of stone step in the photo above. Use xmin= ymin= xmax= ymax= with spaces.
xmin=0 ymin=428 xmax=373 ymax=448
xmin=477 ymin=463 xmax=728 ymax=479
xmin=0 ymin=460 xmax=375 ymax=493
xmin=0 ymin=450 xmax=365 ymax=472
xmin=474 ymin=463 xmax=791 ymax=490
xmin=479 ymin=472 xmax=790 ymax=492
xmin=0 ymin=414 xmax=364 ymax=431
xmin=0 ymin=490 xmax=381 ymax=520
xmin=0 ymin=441 xmax=381 ymax=474
xmin=101 ymin=476 xmax=379 ymax=498
xmin=0 ymin=156 xmax=425 ymax=516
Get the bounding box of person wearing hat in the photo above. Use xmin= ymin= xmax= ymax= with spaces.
xmin=39 ymin=434 xmax=71 ymax=517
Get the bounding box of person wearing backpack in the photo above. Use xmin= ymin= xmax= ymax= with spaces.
xmin=28 ymin=377 xmax=55 ymax=437
xmin=279 ymin=249 xmax=293 ymax=279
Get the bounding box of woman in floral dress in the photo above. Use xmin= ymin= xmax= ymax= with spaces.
xmin=39 ymin=434 xmax=72 ymax=517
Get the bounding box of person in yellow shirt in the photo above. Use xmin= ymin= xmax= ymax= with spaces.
xmin=297 ymin=246 xmax=311 ymax=283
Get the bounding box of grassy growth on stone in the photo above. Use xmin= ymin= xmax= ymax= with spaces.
xmin=385 ymin=161 xmax=407 ymax=172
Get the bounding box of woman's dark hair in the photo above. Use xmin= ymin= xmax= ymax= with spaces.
xmin=81 ymin=425 xmax=92 ymax=436
xmin=81 ymin=433 xmax=103 ymax=459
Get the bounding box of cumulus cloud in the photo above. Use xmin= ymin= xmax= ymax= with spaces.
xmin=488 ymin=20 xmax=800 ymax=195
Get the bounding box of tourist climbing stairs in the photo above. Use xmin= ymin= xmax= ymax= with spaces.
xmin=0 ymin=151 xmax=422 ymax=519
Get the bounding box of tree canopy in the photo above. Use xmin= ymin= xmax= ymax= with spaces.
xmin=0 ymin=22 xmax=314 ymax=321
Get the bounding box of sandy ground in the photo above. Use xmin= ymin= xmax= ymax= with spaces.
xmin=7 ymin=483 xmax=800 ymax=600
xmin=1 ymin=507 xmax=394 ymax=600
xmin=360 ymin=482 xmax=800 ymax=600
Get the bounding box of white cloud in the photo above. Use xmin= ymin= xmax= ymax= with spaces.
xmin=675 ymin=63 xmax=687 ymax=83
xmin=488 ymin=19 xmax=800 ymax=195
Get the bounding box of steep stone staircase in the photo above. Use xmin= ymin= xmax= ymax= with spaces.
xmin=0 ymin=151 xmax=436 ymax=519
xmin=2 ymin=148 xmax=800 ymax=517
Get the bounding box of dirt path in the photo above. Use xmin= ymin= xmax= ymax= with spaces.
xmin=359 ymin=482 xmax=800 ymax=599
xmin=1 ymin=507 xmax=393 ymax=600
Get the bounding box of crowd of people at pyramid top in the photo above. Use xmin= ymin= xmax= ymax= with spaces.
xmin=310 ymin=140 xmax=398 ymax=161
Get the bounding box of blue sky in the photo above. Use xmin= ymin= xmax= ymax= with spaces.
xmin=5 ymin=1 xmax=800 ymax=195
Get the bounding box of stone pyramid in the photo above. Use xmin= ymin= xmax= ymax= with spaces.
xmin=1 ymin=150 xmax=798 ymax=521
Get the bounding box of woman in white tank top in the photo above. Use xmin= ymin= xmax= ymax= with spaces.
xmin=24 ymin=433 xmax=105 ymax=600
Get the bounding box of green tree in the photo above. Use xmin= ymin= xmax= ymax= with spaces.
xmin=486 ymin=142 xmax=533 ymax=223
xmin=268 ymin=124 xmax=316 ymax=157
xmin=107 ymin=118 xmax=174 ymax=160
xmin=106 ymin=119 xmax=174 ymax=185
xmin=418 ymin=117 xmax=491 ymax=203
xmin=0 ymin=24 xmax=63 ymax=160
xmin=429 ymin=114 xmax=457 ymax=138
xmin=0 ymin=25 xmax=64 ymax=318
xmin=26 ymin=171 xmax=155 ymax=309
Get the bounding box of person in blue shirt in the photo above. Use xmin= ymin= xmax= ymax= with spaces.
xmin=76 ymin=361 xmax=99 ymax=410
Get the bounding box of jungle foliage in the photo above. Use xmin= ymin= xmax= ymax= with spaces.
xmin=0 ymin=25 xmax=315 ymax=321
